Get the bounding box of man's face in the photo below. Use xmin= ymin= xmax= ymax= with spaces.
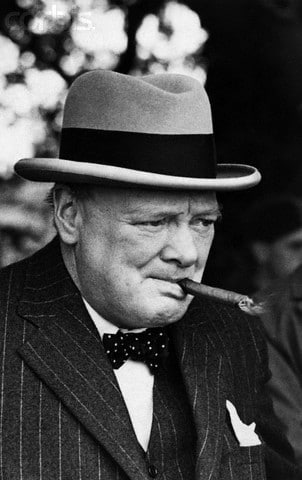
xmin=268 ymin=228 xmax=302 ymax=279
xmin=71 ymin=188 xmax=220 ymax=329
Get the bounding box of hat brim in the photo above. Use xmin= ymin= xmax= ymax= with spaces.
xmin=15 ymin=158 xmax=261 ymax=191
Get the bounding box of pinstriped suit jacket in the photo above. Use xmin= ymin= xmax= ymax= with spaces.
xmin=0 ymin=238 xmax=298 ymax=480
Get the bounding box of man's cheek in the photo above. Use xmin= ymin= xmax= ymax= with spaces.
xmin=124 ymin=248 xmax=156 ymax=269
xmin=195 ymin=248 xmax=211 ymax=267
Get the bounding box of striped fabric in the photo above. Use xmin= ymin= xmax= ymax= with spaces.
xmin=146 ymin=348 xmax=196 ymax=480
xmin=0 ymin=237 xmax=298 ymax=480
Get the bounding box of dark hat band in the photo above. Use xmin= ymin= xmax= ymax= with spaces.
xmin=59 ymin=128 xmax=217 ymax=178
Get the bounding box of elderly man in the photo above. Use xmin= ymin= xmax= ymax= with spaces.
xmin=0 ymin=70 xmax=298 ymax=479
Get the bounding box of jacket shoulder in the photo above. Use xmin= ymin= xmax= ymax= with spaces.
xmin=187 ymin=295 xmax=267 ymax=357
xmin=0 ymin=240 xmax=57 ymax=308
xmin=188 ymin=294 xmax=264 ymax=331
xmin=0 ymin=255 xmax=31 ymax=311
xmin=0 ymin=237 xmax=60 ymax=294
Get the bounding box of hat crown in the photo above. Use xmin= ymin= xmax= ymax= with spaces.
xmin=63 ymin=70 xmax=213 ymax=135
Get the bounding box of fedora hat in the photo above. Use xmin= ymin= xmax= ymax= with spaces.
xmin=15 ymin=70 xmax=261 ymax=190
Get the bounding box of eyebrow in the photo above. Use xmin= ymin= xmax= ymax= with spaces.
xmin=209 ymin=204 xmax=223 ymax=219
xmin=192 ymin=207 xmax=222 ymax=222
xmin=196 ymin=206 xmax=222 ymax=215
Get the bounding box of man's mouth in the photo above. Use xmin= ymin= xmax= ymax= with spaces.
xmin=150 ymin=277 xmax=190 ymax=298
xmin=151 ymin=276 xmax=188 ymax=284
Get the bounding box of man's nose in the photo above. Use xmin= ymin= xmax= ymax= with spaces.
xmin=160 ymin=225 xmax=199 ymax=267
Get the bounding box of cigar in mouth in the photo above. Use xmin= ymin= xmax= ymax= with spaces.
xmin=178 ymin=278 xmax=265 ymax=316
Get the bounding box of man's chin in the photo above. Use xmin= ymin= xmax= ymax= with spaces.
xmin=144 ymin=300 xmax=190 ymax=327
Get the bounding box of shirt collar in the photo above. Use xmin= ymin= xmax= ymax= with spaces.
xmin=82 ymin=297 xmax=146 ymax=340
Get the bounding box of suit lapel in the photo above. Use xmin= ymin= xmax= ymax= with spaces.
xmin=17 ymin=238 xmax=148 ymax=480
xmin=170 ymin=299 xmax=228 ymax=480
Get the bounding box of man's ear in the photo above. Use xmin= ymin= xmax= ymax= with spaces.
xmin=53 ymin=187 xmax=81 ymax=245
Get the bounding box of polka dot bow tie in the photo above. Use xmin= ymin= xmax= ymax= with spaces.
xmin=103 ymin=328 xmax=169 ymax=373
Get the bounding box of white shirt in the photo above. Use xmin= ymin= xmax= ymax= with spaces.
xmin=83 ymin=298 xmax=154 ymax=451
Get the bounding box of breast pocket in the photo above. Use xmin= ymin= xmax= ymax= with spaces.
xmin=237 ymin=444 xmax=265 ymax=479
xmin=222 ymin=426 xmax=265 ymax=480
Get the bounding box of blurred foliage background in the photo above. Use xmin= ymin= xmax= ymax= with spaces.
xmin=0 ymin=0 xmax=301 ymax=289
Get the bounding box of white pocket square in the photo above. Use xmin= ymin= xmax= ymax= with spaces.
xmin=226 ymin=400 xmax=261 ymax=447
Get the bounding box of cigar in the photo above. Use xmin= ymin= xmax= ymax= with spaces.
xmin=178 ymin=278 xmax=265 ymax=316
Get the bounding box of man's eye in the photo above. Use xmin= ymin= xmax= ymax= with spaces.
xmin=139 ymin=219 xmax=166 ymax=228
xmin=192 ymin=218 xmax=216 ymax=228
xmin=202 ymin=219 xmax=215 ymax=226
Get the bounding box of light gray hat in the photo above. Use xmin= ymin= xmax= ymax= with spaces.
xmin=15 ymin=69 xmax=261 ymax=190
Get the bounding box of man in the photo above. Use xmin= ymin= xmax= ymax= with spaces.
xmin=241 ymin=195 xmax=302 ymax=465
xmin=262 ymin=264 xmax=302 ymax=469
xmin=244 ymin=195 xmax=302 ymax=295
xmin=1 ymin=70 xmax=298 ymax=479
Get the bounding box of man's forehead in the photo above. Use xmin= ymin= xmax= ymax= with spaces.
xmin=91 ymin=186 xmax=218 ymax=213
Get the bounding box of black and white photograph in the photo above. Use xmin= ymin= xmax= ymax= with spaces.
xmin=0 ymin=1 xmax=302 ymax=478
